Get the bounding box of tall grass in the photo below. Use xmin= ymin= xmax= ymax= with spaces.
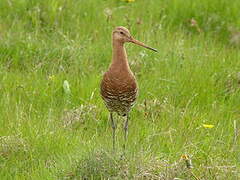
xmin=0 ymin=0 xmax=239 ymax=179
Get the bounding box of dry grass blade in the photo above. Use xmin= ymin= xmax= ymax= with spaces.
xmin=0 ymin=135 xmax=28 ymax=157
xmin=62 ymin=104 xmax=98 ymax=128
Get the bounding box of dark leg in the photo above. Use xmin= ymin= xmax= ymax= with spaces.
xmin=123 ymin=114 xmax=129 ymax=150
xmin=110 ymin=113 xmax=116 ymax=151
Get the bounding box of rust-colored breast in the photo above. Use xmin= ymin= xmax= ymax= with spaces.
xmin=100 ymin=69 xmax=138 ymax=116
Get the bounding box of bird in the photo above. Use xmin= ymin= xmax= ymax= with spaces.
xmin=100 ymin=26 xmax=157 ymax=150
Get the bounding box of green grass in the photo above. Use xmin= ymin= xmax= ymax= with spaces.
xmin=0 ymin=0 xmax=240 ymax=179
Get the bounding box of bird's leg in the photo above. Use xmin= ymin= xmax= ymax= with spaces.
xmin=123 ymin=114 xmax=129 ymax=150
xmin=110 ymin=113 xmax=116 ymax=151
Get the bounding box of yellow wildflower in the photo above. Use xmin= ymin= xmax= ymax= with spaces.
xmin=202 ymin=124 xmax=214 ymax=128
xmin=181 ymin=154 xmax=189 ymax=160
xmin=49 ymin=75 xmax=55 ymax=81
xmin=126 ymin=0 xmax=135 ymax=2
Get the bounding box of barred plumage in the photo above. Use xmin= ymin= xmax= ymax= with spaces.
xmin=100 ymin=71 xmax=138 ymax=116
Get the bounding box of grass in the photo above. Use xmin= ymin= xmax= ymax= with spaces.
xmin=0 ymin=0 xmax=240 ymax=179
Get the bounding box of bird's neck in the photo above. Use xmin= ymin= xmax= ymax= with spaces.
xmin=110 ymin=40 xmax=130 ymax=71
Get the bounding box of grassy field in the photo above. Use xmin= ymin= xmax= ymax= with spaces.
xmin=0 ymin=0 xmax=240 ymax=179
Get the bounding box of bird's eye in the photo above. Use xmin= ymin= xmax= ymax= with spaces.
xmin=120 ymin=31 xmax=124 ymax=35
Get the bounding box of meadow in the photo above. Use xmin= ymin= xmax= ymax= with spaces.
xmin=0 ymin=0 xmax=240 ymax=179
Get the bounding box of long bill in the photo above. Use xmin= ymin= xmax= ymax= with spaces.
xmin=130 ymin=38 xmax=158 ymax=52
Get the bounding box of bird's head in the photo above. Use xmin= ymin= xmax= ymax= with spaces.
xmin=112 ymin=26 xmax=157 ymax=52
